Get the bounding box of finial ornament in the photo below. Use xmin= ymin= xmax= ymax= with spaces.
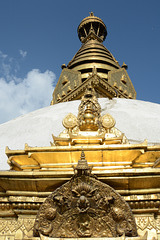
xmin=122 ymin=62 xmax=128 ymax=70
xmin=74 ymin=150 xmax=92 ymax=176
xmin=90 ymin=12 xmax=94 ymax=16
xmin=78 ymin=12 xmax=107 ymax=43
xmin=81 ymin=149 xmax=85 ymax=159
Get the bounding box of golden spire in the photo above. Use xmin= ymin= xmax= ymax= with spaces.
xmin=51 ymin=13 xmax=136 ymax=105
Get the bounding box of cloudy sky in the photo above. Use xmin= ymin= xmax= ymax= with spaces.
xmin=0 ymin=0 xmax=160 ymax=124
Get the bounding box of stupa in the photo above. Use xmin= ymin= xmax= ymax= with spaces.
xmin=51 ymin=12 xmax=136 ymax=105
xmin=0 ymin=13 xmax=160 ymax=240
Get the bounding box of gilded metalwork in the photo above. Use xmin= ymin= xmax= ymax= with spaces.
xmin=0 ymin=217 xmax=35 ymax=239
xmin=51 ymin=13 xmax=136 ymax=105
xmin=77 ymin=12 xmax=107 ymax=43
xmin=34 ymin=152 xmax=137 ymax=238
xmin=62 ymin=113 xmax=78 ymax=130
xmin=51 ymin=85 xmax=128 ymax=146
xmin=102 ymin=113 xmax=116 ymax=130
xmin=6 ymin=90 xmax=160 ymax=172
xmin=78 ymin=85 xmax=101 ymax=122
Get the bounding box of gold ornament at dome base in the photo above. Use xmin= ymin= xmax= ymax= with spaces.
xmin=6 ymin=85 xmax=160 ymax=173
xmin=79 ymin=103 xmax=99 ymax=131
xmin=51 ymin=85 xmax=128 ymax=146
xmin=102 ymin=113 xmax=116 ymax=130
xmin=62 ymin=113 xmax=78 ymax=130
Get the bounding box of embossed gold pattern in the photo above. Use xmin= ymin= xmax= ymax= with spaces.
xmin=102 ymin=113 xmax=116 ymax=130
xmin=34 ymin=152 xmax=137 ymax=238
xmin=62 ymin=113 xmax=78 ymax=130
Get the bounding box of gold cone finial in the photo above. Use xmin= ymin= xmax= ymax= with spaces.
xmin=74 ymin=150 xmax=91 ymax=176
xmin=80 ymin=149 xmax=86 ymax=161
xmin=78 ymin=12 xmax=107 ymax=43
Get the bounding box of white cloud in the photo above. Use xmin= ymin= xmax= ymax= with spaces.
xmin=0 ymin=69 xmax=55 ymax=124
xmin=0 ymin=51 xmax=56 ymax=124
xmin=19 ymin=49 xmax=27 ymax=58
xmin=0 ymin=51 xmax=20 ymax=81
xmin=0 ymin=51 xmax=7 ymax=59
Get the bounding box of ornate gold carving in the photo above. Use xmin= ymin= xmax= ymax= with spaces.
xmin=62 ymin=76 xmax=68 ymax=85
xmin=119 ymin=86 xmax=123 ymax=92
xmin=51 ymin=85 xmax=128 ymax=146
xmin=121 ymin=74 xmax=127 ymax=84
xmin=0 ymin=220 xmax=7 ymax=232
xmin=74 ymin=80 xmax=77 ymax=88
xmin=62 ymin=91 xmax=66 ymax=97
xmin=76 ymin=85 xmax=103 ymax=132
xmin=135 ymin=216 xmax=157 ymax=231
xmin=34 ymin=152 xmax=137 ymax=238
xmin=156 ymin=216 xmax=160 ymax=232
xmin=62 ymin=113 xmax=78 ymax=130
xmin=67 ymin=86 xmax=72 ymax=92
xmin=56 ymin=94 xmax=61 ymax=101
xmin=0 ymin=218 xmax=35 ymax=239
xmin=79 ymin=103 xmax=99 ymax=131
xmin=102 ymin=113 xmax=116 ymax=130
xmin=78 ymin=85 xmax=101 ymax=123
xmin=124 ymin=90 xmax=128 ymax=96
xmin=136 ymin=217 xmax=149 ymax=231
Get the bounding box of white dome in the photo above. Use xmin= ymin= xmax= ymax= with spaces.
xmin=0 ymin=98 xmax=160 ymax=170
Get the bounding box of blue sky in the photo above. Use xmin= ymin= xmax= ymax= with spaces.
xmin=0 ymin=0 xmax=160 ymax=124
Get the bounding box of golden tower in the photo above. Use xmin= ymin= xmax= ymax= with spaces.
xmin=51 ymin=12 xmax=136 ymax=105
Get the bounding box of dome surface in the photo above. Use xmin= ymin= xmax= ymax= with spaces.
xmin=0 ymin=98 xmax=160 ymax=170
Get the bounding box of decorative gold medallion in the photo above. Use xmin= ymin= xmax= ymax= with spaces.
xmin=62 ymin=113 xmax=78 ymax=129
xmin=101 ymin=113 xmax=116 ymax=129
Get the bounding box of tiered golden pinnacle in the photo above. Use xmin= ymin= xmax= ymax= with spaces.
xmin=51 ymin=12 xmax=136 ymax=105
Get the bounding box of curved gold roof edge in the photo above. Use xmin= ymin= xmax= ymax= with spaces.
xmin=78 ymin=13 xmax=107 ymax=32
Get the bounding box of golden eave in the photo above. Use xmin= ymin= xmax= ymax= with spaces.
xmin=5 ymin=142 xmax=160 ymax=172
xmin=6 ymin=141 xmax=153 ymax=157
xmin=0 ymin=168 xmax=160 ymax=196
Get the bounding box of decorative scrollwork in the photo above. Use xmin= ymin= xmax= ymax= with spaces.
xmin=78 ymin=85 xmax=101 ymax=124
xmin=34 ymin=152 xmax=137 ymax=238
